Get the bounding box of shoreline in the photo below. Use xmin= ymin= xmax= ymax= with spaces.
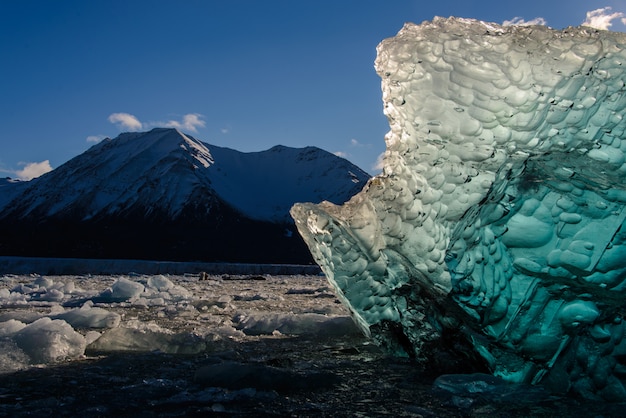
xmin=0 ymin=256 xmax=322 ymax=276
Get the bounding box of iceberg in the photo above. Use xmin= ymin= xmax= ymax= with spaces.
xmin=291 ymin=17 xmax=626 ymax=399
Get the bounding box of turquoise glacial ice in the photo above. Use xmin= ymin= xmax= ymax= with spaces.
xmin=291 ymin=17 xmax=626 ymax=399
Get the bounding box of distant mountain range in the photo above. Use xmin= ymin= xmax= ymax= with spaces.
xmin=0 ymin=128 xmax=370 ymax=263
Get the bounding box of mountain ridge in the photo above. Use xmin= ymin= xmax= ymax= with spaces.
xmin=0 ymin=128 xmax=370 ymax=263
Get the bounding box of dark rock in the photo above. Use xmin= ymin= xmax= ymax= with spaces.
xmin=194 ymin=361 xmax=338 ymax=392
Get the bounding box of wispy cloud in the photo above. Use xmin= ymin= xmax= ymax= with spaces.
xmin=15 ymin=160 xmax=53 ymax=181
xmin=162 ymin=113 xmax=206 ymax=133
xmin=583 ymin=7 xmax=626 ymax=30
xmin=350 ymin=138 xmax=375 ymax=148
xmin=334 ymin=138 xmax=377 ymax=165
xmin=502 ymin=16 xmax=548 ymax=27
xmin=108 ymin=113 xmax=143 ymax=131
xmin=107 ymin=112 xmax=206 ymax=133
xmin=502 ymin=7 xmax=626 ymax=32
xmin=86 ymin=134 xmax=107 ymax=143
xmin=373 ymin=153 xmax=385 ymax=172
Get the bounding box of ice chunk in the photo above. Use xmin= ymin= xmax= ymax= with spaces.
xmin=33 ymin=276 xmax=53 ymax=289
xmin=233 ymin=312 xmax=360 ymax=337
xmin=145 ymin=275 xmax=192 ymax=300
xmin=291 ymin=17 xmax=626 ymax=399
xmin=0 ymin=287 xmax=28 ymax=305
xmin=12 ymin=317 xmax=86 ymax=364
xmin=96 ymin=277 xmax=145 ymax=302
xmin=0 ymin=319 xmax=27 ymax=336
xmin=51 ymin=303 xmax=121 ymax=329
xmin=0 ymin=338 xmax=30 ymax=372
xmin=146 ymin=274 xmax=174 ymax=291
xmin=87 ymin=326 xmax=205 ymax=354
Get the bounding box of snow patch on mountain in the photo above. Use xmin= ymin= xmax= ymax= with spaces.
xmin=207 ymin=144 xmax=370 ymax=222
xmin=0 ymin=178 xmax=27 ymax=209
xmin=1 ymin=128 xmax=217 ymax=220
xmin=0 ymin=128 xmax=370 ymax=224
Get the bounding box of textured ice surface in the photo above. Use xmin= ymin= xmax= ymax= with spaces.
xmin=291 ymin=17 xmax=626 ymax=399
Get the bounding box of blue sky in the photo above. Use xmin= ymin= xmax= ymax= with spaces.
xmin=2 ymin=0 xmax=626 ymax=179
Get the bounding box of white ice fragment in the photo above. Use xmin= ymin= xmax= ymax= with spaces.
xmin=168 ymin=285 xmax=192 ymax=300
xmin=0 ymin=288 xmax=28 ymax=305
xmin=0 ymin=338 xmax=30 ymax=373
xmin=33 ymin=276 xmax=53 ymax=289
xmin=144 ymin=275 xmax=191 ymax=301
xmin=13 ymin=317 xmax=86 ymax=364
xmin=52 ymin=305 xmax=121 ymax=329
xmin=98 ymin=277 xmax=145 ymax=301
xmin=0 ymin=319 xmax=26 ymax=336
xmin=38 ymin=288 xmax=65 ymax=302
xmin=63 ymin=280 xmax=75 ymax=294
xmin=147 ymin=275 xmax=174 ymax=291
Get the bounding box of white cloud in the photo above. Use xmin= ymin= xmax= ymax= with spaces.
xmin=583 ymin=7 xmax=625 ymax=30
xmin=502 ymin=16 xmax=548 ymax=27
xmin=16 ymin=160 xmax=53 ymax=181
xmin=334 ymin=151 xmax=349 ymax=158
xmin=162 ymin=113 xmax=206 ymax=133
xmin=107 ymin=112 xmax=206 ymax=134
xmin=373 ymin=152 xmax=385 ymax=172
xmin=108 ymin=113 xmax=143 ymax=131
xmin=86 ymin=135 xmax=107 ymax=143
xmin=350 ymin=138 xmax=374 ymax=148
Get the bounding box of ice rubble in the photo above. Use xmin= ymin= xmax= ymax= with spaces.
xmin=291 ymin=17 xmax=626 ymax=399
xmin=0 ymin=275 xmax=192 ymax=369
xmin=0 ymin=274 xmax=354 ymax=372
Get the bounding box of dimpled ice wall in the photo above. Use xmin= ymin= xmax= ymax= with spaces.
xmin=291 ymin=17 xmax=626 ymax=399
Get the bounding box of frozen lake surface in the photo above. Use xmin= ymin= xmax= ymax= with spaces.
xmin=0 ymin=272 xmax=623 ymax=416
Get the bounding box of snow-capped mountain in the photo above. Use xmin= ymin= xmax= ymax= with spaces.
xmin=207 ymin=144 xmax=367 ymax=222
xmin=0 ymin=129 xmax=218 ymax=222
xmin=0 ymin=177 xmax=27 ymax=210
xmin=0 ymin=128 xmax=369 ymax=263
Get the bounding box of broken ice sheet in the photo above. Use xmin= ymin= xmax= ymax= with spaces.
xmin=291 ymin=17 xmax=626 ymax=400
xmin=0 ymin=273 xmax=358 ymax=372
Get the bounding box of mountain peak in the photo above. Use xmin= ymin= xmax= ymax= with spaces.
xmin=205 ymin=143 xmax=370 ymax=222
xmin=0 ymin=129 xmax=370 ymax=262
